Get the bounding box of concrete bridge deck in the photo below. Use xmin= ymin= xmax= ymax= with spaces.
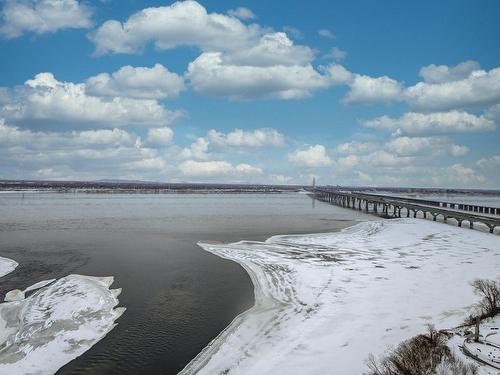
xmin=360 ymin=192 xmax=500 ymax=216
xmin=312 ymin=189 xmax=500 ymax=234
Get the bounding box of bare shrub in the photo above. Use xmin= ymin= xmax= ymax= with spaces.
xmin=368 ymin=280 xmax=499 ymax=374
xmin=469 ymin=279 xmax=500 ymax=321
xmin=366 ymin=326 xmax=451 ymax=375
xmin=434 ymin=357 xmax=478 ymax=375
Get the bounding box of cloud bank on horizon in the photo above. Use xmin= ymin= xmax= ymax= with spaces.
xmin=0 ymin=0 xmax=499 ymax=188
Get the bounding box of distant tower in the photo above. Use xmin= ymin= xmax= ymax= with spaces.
xmin=312 ymin=176 xmax=316 ymax=209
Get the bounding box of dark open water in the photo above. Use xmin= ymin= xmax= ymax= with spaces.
xmin=0 ymin=193 xmax=369 ymax=374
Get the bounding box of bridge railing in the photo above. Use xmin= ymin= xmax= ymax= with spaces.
xmin=311 ymin=188 xmax=500 ymax=234
xmin=315 ymin=189 xmax=500 ymax=216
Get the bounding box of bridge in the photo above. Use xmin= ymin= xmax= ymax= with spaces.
xmin=312 ymin=188 xmax=500 ymax=234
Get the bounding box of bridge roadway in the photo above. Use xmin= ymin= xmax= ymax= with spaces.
xmin=312 ymin=189 xmax=500 ymax=234
xmin=360 ymin=192 xmax=500 ymax=216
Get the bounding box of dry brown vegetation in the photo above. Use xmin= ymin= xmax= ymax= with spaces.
xmin=367 ymin=325 xmax=477 ymax=375
xmin=465 ymin=279 xmax=500 ymax=324
xmin=367 ymin=279 xmax=500 ymax=374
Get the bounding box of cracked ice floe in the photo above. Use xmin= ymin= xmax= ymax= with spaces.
xmin=0 ymin=257 xmax=17 ymax=278
xmin=181 ymin=219 xmax=500 ymax=375
xmin=0 ymin=274 xmax=125 ymax=375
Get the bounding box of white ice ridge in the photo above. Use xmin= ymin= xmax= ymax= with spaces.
xmin=0 ymin=274 xmax=125 ymax=375
xmin=181 ymin=219 xmax=500 ymax=375
xmin=0 ymin=257 xmax=18 ymax=278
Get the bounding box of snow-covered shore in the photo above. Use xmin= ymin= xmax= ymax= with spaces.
xmin=450 ymin=315 xmax=500 ymax=375
xmin=182 ymin=219 xmax=500 ymax=375
xmin=0 ymin=257 xmax=125 ymax=375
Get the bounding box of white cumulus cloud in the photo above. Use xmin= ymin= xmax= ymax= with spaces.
xmin=419 ymin=60 xmax=481 ymax=84
xmin=343 ymin=74 xmax=403 ymax=105
xmin=363 ymin=111 xmax=495 ymax=135
xmin=385 ymin=136 xmax=442 ymax=156
xmin=125 ymin=157 xmax=166 ymax=170
xmin=178 ymin=160 xmax=262 ymax=176
xmin=206 ymin=128 xmax=284 ymax=148
xmin=405 ymin=66 xmax=500 ymax=111
xmin=145 ymin=127 xmax=174 ymax=147
xmin=86 ymin=64 xmax=184 ymax=99
xmin=287 ymin=145 xmax=332 ymax=167
xmin=448 ymin=144 xmax=469 ymax=157
xmin=186 ymin=51 xmax=329 ymax=100
xmin=334 ymin=141 xmax=378 ymax=155
xmin=324 ymin=64 xmax=403 ymax=104
xmin=385 ymin=136 xmax=468 ymax=157
xmin=179 ymin=137 xmax=210 ymax=160
xmin=476 ymin=155 xmax=500 ymax=174
xmin=0 ymin=118 xmax=175 ymax=179
xmin=0 ymin=0 xmax=93 ymax=38
xmin=0 ymin=72 xmax=182 ymax=128
xmin=227 ymin=7 xmax=256 ymax=20
xmin=221 ymin=32 xmax=314 ymax=67
xmin=325 ymin=47 xmax=347 ymax=62
xmin=431 ymin=163 xmax=485 ymax=186
xmin=89 ymin=0 xmax=261 ymax=55
xmin=90 ymin=2 xmax=332 ymax=101
xmin=318 ymin=29 xmax=335 ymax=39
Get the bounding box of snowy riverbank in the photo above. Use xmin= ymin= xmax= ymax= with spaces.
xmin=182 ymin=219 xmax=500 ymax=375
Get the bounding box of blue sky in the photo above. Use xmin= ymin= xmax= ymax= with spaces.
xmin=0 ymin=0 xmax=499 ymax=187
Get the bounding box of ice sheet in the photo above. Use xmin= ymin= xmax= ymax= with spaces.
xmin=0 ymin=257 xmax=17 ymax=278
xmin=0 ymin=274 xmax=125 ymax=375
xmin=181 ymin=219 xmax=500 ymax=375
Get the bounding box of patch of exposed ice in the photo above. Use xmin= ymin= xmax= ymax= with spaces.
xmin=0 ymin=257 xmax=17 ymax=278
xmin=0 ymin=274 xmax=125 ymax=375
xmin=181 ymin=219 xmax=500 ymax=375
xmin=4 ymin=279 xmax=57 ymax=302
xmin=24 ymin=279 xmax=56 ymax=293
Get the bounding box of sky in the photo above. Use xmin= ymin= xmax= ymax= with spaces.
xmin=0 ymin=0 xmax=499 ymax=188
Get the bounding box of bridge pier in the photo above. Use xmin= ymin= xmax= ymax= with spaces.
xmin=312 ymin=189 xmax=499 ymax=234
